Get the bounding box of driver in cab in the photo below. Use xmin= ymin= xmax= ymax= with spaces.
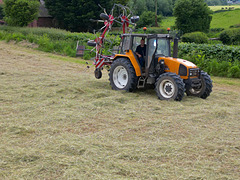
xmin=135 ymin=38 xmax=146 ymax=67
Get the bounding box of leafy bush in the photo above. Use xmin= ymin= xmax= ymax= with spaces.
xmin=179 ymin=42 xmax=240 ymax=78
xmin=228 ymin=66 xmax=240 ymax=78
xmin=216 ymin=61 xmax=231 ymax=77
xmin=0 ymin=26 xmax=120 ymax=57
xmin=179 ymin=43 xmax=240 ymax=62
xmin=210 ymin=28 xmax=224 ymax=32
xmin=137 ymin=11 xmax=162 ymax=28
xmin=229 ymin=24 xmax=240 ymax=28
xmin=3 ymin=0 xmax=40 ymax=27
xmin=182 ymin=32 xmax=208 ymax=44
xmin=134 ymin=27 xmax=167 ymax=34
xmin=0 ymin=30 xmax=7 ymax=40
xmin=174 ymin=0 xmax=212 ymax=34
xmin=181 ymin=52 xmax=240 ymax=78
xmin=148 ymin=28 xmax=167 ymax=34
xmin=219 ymin=28 xmax=240 ymax=45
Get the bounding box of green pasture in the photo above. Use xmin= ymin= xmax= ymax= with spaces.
xmin=210 ymin=9 xmax=240 ymax=29
xmin=159 ymin=16 xmax=176 ymax=30
xmin=160 ymin=8 xmax=240 ymax=30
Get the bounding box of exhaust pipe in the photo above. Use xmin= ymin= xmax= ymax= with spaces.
xmin=173 ymin=37 xmax=178 ymax=58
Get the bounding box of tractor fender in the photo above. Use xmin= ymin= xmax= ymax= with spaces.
xmin=113 ymin=50 xmax=142 ymax=77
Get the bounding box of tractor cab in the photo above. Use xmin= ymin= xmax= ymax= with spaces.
xmin=119 ymin=34 xmax=173 ymax=78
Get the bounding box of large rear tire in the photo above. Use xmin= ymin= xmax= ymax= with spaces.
xmin=109 ymin=58 xmax=138 ymax=92
xmin=155 ymin=72 xmax=185 ymax=101
xmin=186 ymin=71 xmax=212 ymax=99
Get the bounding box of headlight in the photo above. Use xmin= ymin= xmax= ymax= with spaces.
xmin=189 ymin=68 xmax=200 ymax=77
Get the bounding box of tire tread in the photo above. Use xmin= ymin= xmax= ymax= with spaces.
xmin=155 ymin=72 xmax=185 ymax=101
xmin=109 ymin=58 xmax=138 ymax=92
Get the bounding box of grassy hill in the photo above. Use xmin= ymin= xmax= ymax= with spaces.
xmin=160 ymin=7 xmax=240 ymax=30
xmin=210 ymin=9 xmax=240 ymax=29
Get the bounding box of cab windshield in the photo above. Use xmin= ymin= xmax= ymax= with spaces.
xmin=156 ymin=38 xmax=170 ymax=57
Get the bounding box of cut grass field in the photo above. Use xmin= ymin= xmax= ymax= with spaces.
xmin=0 ymin=41 xmax=240 ymax=179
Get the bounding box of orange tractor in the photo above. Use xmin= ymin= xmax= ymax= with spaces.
xmin=108 ymin=33 xmax=212 ymax=101
xmin=87 ymin=4 xmax=212 ymax=101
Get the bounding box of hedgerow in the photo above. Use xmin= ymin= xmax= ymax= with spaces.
xmin=181 ymin=32 xmax=208 ymax=44
xmin=0 ymin=26 xmax=119 ymax=58
xmin=219 ymin=28 xmax=240 ymax=45
xmin=179 ymin=43 xmax=240 ymax=78
xmin=179 ymin=43 xmax=240 ymax=62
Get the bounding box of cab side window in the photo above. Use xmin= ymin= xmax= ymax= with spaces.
xmin=157 ymin=39 xmax=170 ymax=56
xmin=121 ymin=36 xmax=130 ymax=53
xmin=132 ymin=37 xmax=143 ymax=52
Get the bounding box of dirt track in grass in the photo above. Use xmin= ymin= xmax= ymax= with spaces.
xmin=0 ymin=41 xmax=240 ymax=179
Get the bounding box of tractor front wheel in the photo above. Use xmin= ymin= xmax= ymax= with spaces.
xmin=186 ymin=71 xmax=212 ymax=99
xmin=155 ymin=72 xmax=185 ymax=101
xmin=109 ymin=58 xmax=138 ymax=92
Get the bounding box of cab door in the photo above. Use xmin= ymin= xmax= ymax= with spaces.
xmin=146 ymin=35 xmax=157 ymax=76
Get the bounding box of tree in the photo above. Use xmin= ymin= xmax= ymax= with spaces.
xmin=0 ymin=5 xmax=4 ymax=20
xmin=205 ymin=0 xmax=227 ymax=6
xmin=128 ymin=0 xmax=174 ymax=17
xmin=127 ymin=0 xmax=147 ymax=16
xmin=156 ymin=0 xmax=173 ymax=16
xmin=137 ymin=11 xmax=162 ymax=28
xmin=45 ymin=0 xmax=116 ymax=32
xmin=155 ymin=0 xmax=158 ymax=27
xmin=3 ymin=0 xmax=40 ymax=26
xmin=173 ymin=0 xmax=212 ymax=34
xmin=115 ymin=0 xmax=129 ymax=5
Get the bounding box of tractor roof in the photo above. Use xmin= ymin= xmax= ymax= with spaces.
xmin=121 ymin=34 xmax=171 ymax=38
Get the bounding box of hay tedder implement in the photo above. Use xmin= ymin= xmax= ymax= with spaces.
xmin=81 ymin=4 xmax=212 ymax=101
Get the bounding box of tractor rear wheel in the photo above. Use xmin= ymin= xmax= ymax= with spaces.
xmin=186 ymin=71 xmax=212 ymax=99
xmin=109 ymin=58 xmax=138 ymax=92
xmin=155 ymin=72 xmax=185 ymax=101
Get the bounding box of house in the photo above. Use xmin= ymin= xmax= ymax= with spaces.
xmin=28 ymin=0 xmax=54 ymax=27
